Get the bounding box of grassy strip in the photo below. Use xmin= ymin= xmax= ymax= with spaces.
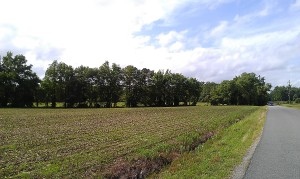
xmin=280 ymin=103 xmax=300 ymax=110
xmin=154 ymin=106 xmax=267 ymax=179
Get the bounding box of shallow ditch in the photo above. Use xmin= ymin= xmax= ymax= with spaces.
xmin=103 ymin=131 xmax=215 ymax=179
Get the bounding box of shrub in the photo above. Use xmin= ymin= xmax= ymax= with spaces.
xmin=295 ymin=98 xmax=300 ymax=104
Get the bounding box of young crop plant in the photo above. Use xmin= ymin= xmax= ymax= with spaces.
xmin=0 ymin=106 xmax=259 ymax=178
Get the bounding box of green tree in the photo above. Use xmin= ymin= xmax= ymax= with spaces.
xmin=43 ymin=60 xmax=59 ymax=107
xmin=186 ymin=77 xmax=202 ymax=106
xmin=169 ymin=73 xmax=187 ymax=106
xmin=123 ymin=65 xmax=140 ymax=107
xmin=0 ymin=56 xmax=7 ymax=107
xmin=139 ymin=68 xmax=155 ymax=106
xmin=210 ymin=73 xmax=271 ymax=106
xmin=200 ymin=82 xmax=218 ymax=104
xmin=97 ymin=61 xmax=122 ymax=108
xmin=86 ymin=67 xmax=99 ymax=107
xmin=210 ymin=80 xmax=235 ymax=105
xmin=0 ymin=52 xmax=40 ymax=107
xmin=221 ymin=73 xmax=270 ymax=106
xmin=270 ymin=86 xmax=288 ymax=101
xmin=110 ymin=63 xmax=123 ymax=107
xmin=152 ymin=70 xmax=167 ymax=106
xmin=234 ymin=73 xmax=257 ymax=105
xmin=74 ymin=66 xmax=91 ymax=107
xmin=163 ymin=70 xmax=174 ymax=106
xmin=293 ymin=94 xmax=298 ymax=102
xmin=34 ymin=83 xmax=46 ymax=107
xmin=43 ymin=60 xmax=74 ymax=107
xmin=57 ymin=62 xmax=74 ymax=107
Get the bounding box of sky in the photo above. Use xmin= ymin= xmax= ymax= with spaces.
xmin=0 ymin=0 xmax=300 ymax=87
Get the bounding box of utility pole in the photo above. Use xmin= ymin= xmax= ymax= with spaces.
xmin=288 ymin=80 xmax=291 ymax=104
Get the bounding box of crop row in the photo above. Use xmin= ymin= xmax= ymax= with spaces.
xmin=0 ymin=106 xmax=259 ymax=177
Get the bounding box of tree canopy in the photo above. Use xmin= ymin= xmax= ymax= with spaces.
xmin=0 ymin=52 xmax=40 ymax=107
xmin=270 ymin=85 xmax=300 ymax=102
xmin=0 ymin=51 xmax=276 ymax=108
xmin=210 ymin=73 xmax=272 ymax=106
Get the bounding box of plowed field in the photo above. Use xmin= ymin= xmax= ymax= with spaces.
xmin=0 ymin=106 xmax=259 ymax=178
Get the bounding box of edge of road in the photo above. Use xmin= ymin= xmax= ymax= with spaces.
xmin=231 ymin=107 xmax=268 ymax=179
xmin=231 ymin=134 xmax=262 ymax=179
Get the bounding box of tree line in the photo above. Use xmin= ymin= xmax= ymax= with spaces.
xmin=270 ymin=85 xmax=300 ymax=103
xmin=0 ymin=52 xmax=273 ymax=108
xmin=208 ymin=73 xmax=272 ymax=106
xmin=0 ymin=52 xmax=40 ymax=107
xmin=39 ymin=60 xmax=202 ymax=108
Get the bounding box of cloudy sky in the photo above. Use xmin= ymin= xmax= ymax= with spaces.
xmin=0 ymin=0 xmax=300 ymax=87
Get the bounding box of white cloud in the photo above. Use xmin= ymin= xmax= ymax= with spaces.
xmin=181 ymin=28 xmax=300 ymax=85
xmin=209 ymin=21 xmax=228 ymax=38
xmin=220 ymin=29 xmax=300 ymax=49
xmin=0 ymin=0 xmax=300 ymax=87
xmin=205 ymin=1 xmax=278 ymax=44
xmin=199 ymin=0 xmax=237 ymax=9
xmin=156 ymin=30 xmax=186 ymax=47
xmin=0 ymin=0 xmax=191 ymax=71
xmin=233 ymin=2 xmax=272 ymax=27
xmin=169 ymin=41 xmax=184 ymax=52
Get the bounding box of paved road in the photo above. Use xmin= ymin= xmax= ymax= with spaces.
xmin=244 ymin=106 xmax=300 ymax=179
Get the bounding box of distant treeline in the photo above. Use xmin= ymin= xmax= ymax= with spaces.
xmin=0 ymin=51 xmax=273 ymax=108
xmin=270 ymin=86 xmax=300 ymax=103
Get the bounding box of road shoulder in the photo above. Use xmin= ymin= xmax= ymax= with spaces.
xmin=231 ymin=131 xmax=263 ymax=179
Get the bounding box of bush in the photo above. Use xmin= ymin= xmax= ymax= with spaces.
xmin=295 ymin=98 xmax=300 ymax=104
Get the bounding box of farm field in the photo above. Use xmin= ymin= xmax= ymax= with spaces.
xmin=0 ymin=106 xmax=259 ymax=178
xmin=156 ymin=106 xmax=267 ymax=178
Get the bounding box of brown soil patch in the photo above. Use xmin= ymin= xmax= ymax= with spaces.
xmin=104 ymin=131 xmax=215 ymax=179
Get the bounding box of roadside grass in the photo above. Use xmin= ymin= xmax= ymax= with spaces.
xmin=280 ymin=103 xmax=300 ymax=110
xmin=155 ymin=106 xmax=267 ymax=179
xmin=0 ymin=106 xmax=260 ymax=178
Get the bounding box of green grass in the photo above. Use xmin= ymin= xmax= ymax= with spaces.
xmin=154 ymin=106 xmax=266 ymax=178
xmin=0 ymin=106 xmax=260 ymax=178
xmin=280 ymin=103 xmax=300 ymax=110
xmin=33 ymin=102 xmax=127 ymax=108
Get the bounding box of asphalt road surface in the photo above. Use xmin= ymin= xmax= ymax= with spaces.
xmin=244 ymin=106 xmax=300 ymax=179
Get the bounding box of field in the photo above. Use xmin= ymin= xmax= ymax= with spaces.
xmin=0 ymin=106 xmax=259 ymax=178
xmin=156 ymin=106 xmax=266 ymax=178
xmin=280 ymin=103 xmax=300 ymax=110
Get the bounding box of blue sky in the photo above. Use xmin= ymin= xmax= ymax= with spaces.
xmin=0 ymin=0 xmax=300 ymax=87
